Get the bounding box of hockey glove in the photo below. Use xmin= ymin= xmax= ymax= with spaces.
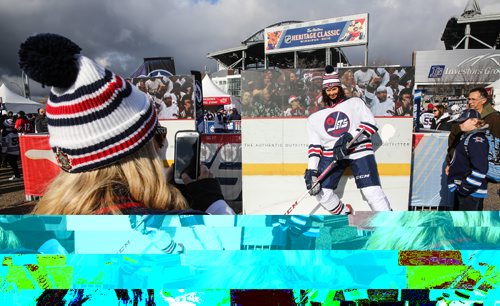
xmin=185 ymin=178 xmax=225 ymax=212
xmin=332 ymin=132 xmax=354 ymax=160
xmin=304 ymin=169 xmax=321 ymax=196
xmin=457 ymin=184 xmax=474 ymax=197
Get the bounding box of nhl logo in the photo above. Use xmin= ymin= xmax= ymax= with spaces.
xmin=324 ymin=111 xmax=350 ymax=137
xmin=195 ymin=80 xmax=202 ymax=104
xmin=55 ymin=147 xmax=73 ymax=171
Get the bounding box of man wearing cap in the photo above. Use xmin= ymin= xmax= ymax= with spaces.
xmin=367 ymin=86 xmax=395 ymax=116
xmin=447 ymin=109 xmax=489 ymax=210
xmin=158 ymin=93 xmax=179 ymax=119
xmin=304 ymin=66 xmax=392 ymax=215
xmin=446 ymin=87 xmax=499 ymax=208
xmin=284 ymin=96 xmax=306 ymax=117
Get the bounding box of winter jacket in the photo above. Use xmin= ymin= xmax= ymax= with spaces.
xmin=431 ymin=113 xmax=452 ymax=131
xmin=35 ymin=115 xmax=48 ymax=133
xmin=447 ymin=126 xmax=489 ymax=198
xmin=446 ymin=103 xmax=500 ymax=164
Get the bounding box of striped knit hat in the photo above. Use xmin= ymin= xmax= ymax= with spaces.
xmin=322 ymin=65 xmax=341 ymax=89
xmin=18 ymin=33 xmax=157 ymax=173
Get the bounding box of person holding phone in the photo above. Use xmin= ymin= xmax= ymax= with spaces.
xmin=19 ymin=33 xmax=234 ymax=215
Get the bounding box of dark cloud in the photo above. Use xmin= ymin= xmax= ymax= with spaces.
xmin=1 ymin=0 xmax=499 ymax=97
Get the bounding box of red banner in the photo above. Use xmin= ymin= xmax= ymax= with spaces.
xmin=19 ymin=134 xmax=60 ymax=196
xmin=203 ymin=96 xmax=231 ymax=105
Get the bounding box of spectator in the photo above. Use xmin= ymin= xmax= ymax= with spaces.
xmin=368 ymin=86 xmax=395 ymax=116
xmin=213 ymin=107 xmax=228 ymax=133
xmin=419 ymin=103 xmax=435 ymax=129
xmin=430 ymin=104 xmax=452 ymax=131
xmin=385 ymin=74 xmax=405 ymax=102
xmin=284 ymin=96 xmax=306 ymax=117
xmin=228 ymin=108 xmax=241 ymax=121
xmin=171 ymin=82 xmax=186 ymax=103
xmin=447 ymin=109 xmax=489 ymax=210
xmin=390 ymin=88 xmax=413 ymax=116
xmin=240 ymin=91 xmax=254 ymax=118
xmin=353 ymin=67 xmax=379 ymax=90
xmin=178 ymin=96 xmax=194 ymax=119
xmin=158 ymin=93 xmax=179 ymax=119
xmin=1 ymin=119 xmax=21 ymax=180
xmin=446 ymin=87 xmax=499 ymax=208
xmin=14 ymin=111 xmax=34 ymax=133
xmin=135 ymin=79 xmax=147 ymax=93
xmin=340 ymin=69 xmax=362 ymax=99
xmin=34 ymin=107 xmax=48 ymax=133
xmin=19 ymin=33 xmax=234 ymax=215
xmin=251 ymin=87 xmax=282 ymax=117
xmin=145 ymin=77 xmax=166 ymax=97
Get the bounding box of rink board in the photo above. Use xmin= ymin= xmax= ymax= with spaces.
xmin=241 ymin=117 xmax=413 ymax=213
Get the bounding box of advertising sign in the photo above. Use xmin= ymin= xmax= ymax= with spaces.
xmin=414 ymin=50 xmax=500 ymax=84
xmin=265 ymin=14 xmax=368 ymax=54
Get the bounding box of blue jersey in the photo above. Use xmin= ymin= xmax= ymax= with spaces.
xmin=448 ymin=128 xmax=489 ymax=198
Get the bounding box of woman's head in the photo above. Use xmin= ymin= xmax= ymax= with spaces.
xmin=433 ymin=104 xmax=446 ymax=118
xmin=454 ymin=109 xmax=485 ymax=132
xmin=321 ymin=66 xmax=345 ymax=105
xmin=34 ymin=140 xmax=187 ymax=214
xmin=341 ymin=69 xmax=354 ymax=86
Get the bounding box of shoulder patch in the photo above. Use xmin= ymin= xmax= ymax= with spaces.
xmin=472 ymin=136 xmax=485 ymax=143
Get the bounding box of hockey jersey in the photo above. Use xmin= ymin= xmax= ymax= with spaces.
xmin=307 ymin=97 xmax=378 ymax=170
xmin=1 ymin=130 xmax=20 ymax=155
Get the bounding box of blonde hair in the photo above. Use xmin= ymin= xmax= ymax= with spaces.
xmin=0 ymin=226 xmax=21 ymax=250
xmin=34 ymin=140 xmax=187 ymax=214
xmin=364 ymin=211 xmax=500 ymax=250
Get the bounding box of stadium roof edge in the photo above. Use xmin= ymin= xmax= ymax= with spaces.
xmin=207 ymin=43 xmax=261 ymax=58
xmin=457 ymin=13 xmax=500 ymax=23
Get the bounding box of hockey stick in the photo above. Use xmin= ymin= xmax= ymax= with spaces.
xmin=284 ymin=128 xmax=366 ymax=215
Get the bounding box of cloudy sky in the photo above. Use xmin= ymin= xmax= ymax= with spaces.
xmin=1 ymin=0 xmax=499 ymax=98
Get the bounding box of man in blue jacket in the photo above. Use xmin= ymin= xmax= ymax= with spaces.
xmin=447 ymin=109 xmax=489 ymax=210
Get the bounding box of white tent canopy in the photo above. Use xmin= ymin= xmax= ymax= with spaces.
xmin=202 ymin=74 xmax=231 ymax=106
xmin=0 ymin=83 xmax=42 ymax=114
xmin=202 ymin=75 xmax=241 ymax=111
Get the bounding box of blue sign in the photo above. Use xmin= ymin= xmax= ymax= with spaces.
xmin=265 ymin=15 xmax=368 ymax=54
xmin=428 ymin=65 xmax=445 ymax=78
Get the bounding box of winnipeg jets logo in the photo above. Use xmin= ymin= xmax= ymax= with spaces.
xmin=324 ymin=111 xmax=350 ymax=137
xmin=473 ymin=136 xmax=485 ymax=143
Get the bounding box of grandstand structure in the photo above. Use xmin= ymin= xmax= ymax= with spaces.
xmin=441 ymin=0 xmax=500 ymax=50
xmin=207 ymin=21 xmax=350 ymax=72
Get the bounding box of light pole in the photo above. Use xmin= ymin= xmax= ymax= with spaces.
xmin=8 ymin=81 xmax=24 ymax=97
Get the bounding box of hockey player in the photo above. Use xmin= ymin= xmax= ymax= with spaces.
xmin=304 ymin=66 xmax=392 ymax=214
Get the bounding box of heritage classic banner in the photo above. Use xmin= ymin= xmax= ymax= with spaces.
xmin=265 ymin=14 xmax=368 ymax=54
